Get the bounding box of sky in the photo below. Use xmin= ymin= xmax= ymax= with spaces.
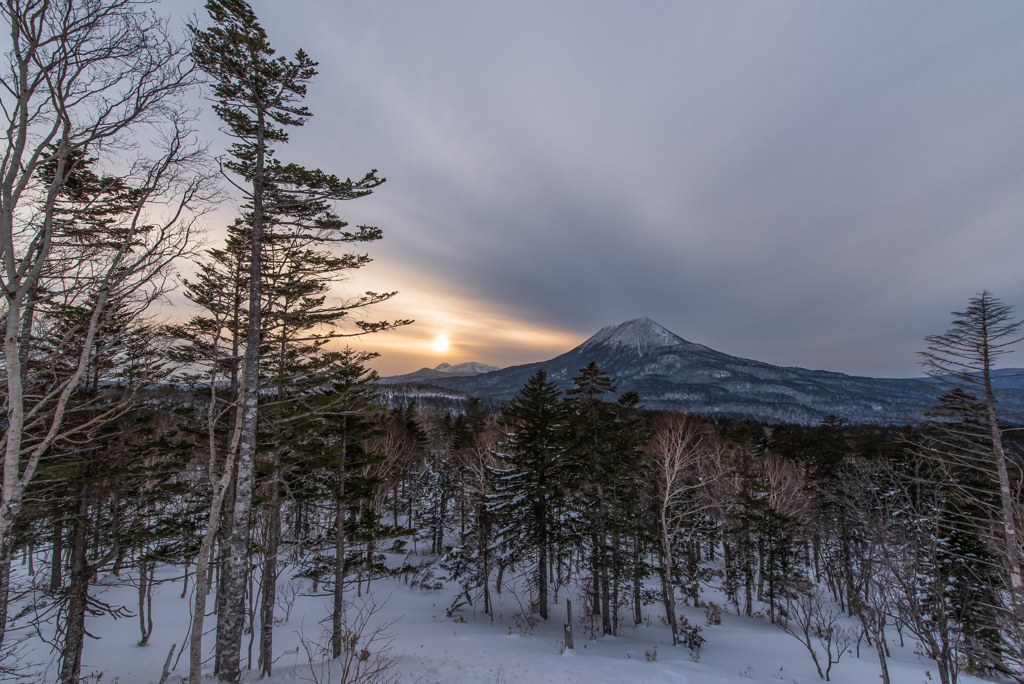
xmin=165 ymin=0 xmax=1024 ymax=378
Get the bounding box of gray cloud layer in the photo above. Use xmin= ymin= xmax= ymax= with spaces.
xmin=171 ymin=0 xmax=1024 ymax=377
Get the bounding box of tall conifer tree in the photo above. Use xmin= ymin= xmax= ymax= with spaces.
xmin=920 ymin=291 xmax=1024 ymax=671
xmin=190 ymin=3 xmax=403 ymax=679
xmin=564 ymin=361 xmax=620 ymax=634
xmin=490 ymin=369 xmax=565 ymax=620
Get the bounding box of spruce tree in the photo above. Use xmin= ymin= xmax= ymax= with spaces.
xmin=922 ymin=389 xmax=1007 ymax=674
xmin=190 ymin=3 xmax=404 ymax=678
xmin=25 ymin=309 xmax=183 ymax=684
xmin=920 ymin=291 xmax=1024 ymax=672
xmin=290 ymin=350 xmax=383 ymax=660
xmin=489 ymin=369 xmax=565 ymax=621
xmin=167 ymin=221 xmax=251 ymax=684
xmin=563 ymin=361 xmax=621 ymax=634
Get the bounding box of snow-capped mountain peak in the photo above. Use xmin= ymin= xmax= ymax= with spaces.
xmin=420 ymin=318 xmax=944 ymax=425
xmin=432 ymin=362 xmax=501 ymax=375
xmin=581 ymin=317 xmax=686 ymax=356
xmin=379 ymin=361 xmax=501 ymax=384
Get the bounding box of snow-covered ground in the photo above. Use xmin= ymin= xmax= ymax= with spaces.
xmin=8 ymin=552 xmax=983 ymax=684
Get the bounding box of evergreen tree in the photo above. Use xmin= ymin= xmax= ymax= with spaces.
xmin=24 ymin=309 xmax=184 ymax=684
xmin=614 ymin=391 xmax=653 ymax=626
xmin=489 ymin=369 xmax=565 ymax=621
xmin=920 ymin=291 xmax=1024 ymax=673
xmin=167 ymin=221 xmax=250 ymax=684
xmin=564 ymin=361 xmax=621 ymax=634
xmin=190 ymin=3 xmax=405 ymax=678
xmin=441 ymin=402 xmax=499 ymax=618
xmin=272 ymin=347 xmax=385 ymax=661
xmin=720 ymin=423 xmax=768 ymax=617
xmin=922 ymin=389 xmax=1007 ymax=675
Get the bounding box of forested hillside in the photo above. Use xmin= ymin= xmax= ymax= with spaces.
xmin=420 ymin=317 xmax=1015 ymax=426
xmin=5 ymin=347 xmax=1024 ymax=684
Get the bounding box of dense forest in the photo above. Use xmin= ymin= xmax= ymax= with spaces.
xmin=3 ymin=331 xmax=1024 ymax=684
xmin=0 ymin=1 xmax=1022 ymax=684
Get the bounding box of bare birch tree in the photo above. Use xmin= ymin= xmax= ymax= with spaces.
xmin=0 ymin=0 xmax=201 ymax=652
xmin=645 ymin=412 xmax=727 ymax=646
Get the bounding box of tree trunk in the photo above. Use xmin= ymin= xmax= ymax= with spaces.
xmin=435 ymin=488 xmax=447 ymax=555
xmin=0 ymin=543 xmax=11 ymax=655
xmin=259 ymin=467 xmax=280 ymax=677
xmin=59 ymin=496 xmax=90 ymax=684
xmin=109 ymin=496 xmax=123 ymax=576
xmin=482 ymin=520 xmax=491 ymax=617
xmin=600 ymin=546 xmax=611 ymax=635
xmin=756 ymin=536 xmax=765 ymax=602
xmin=612 ymin=569 xmax=619 ymax=635
xmin=214 ymin=477 xmax=236 ymax=678
xmin=564 ymin=598 xmax=574 ymax=650
xmin=633 ymin=536 xmax=642 ymax=626
xmin=218 ymin=422 xmax=257 ymax=680
xmin=983 ymin=364 xmax=1024 ymax=657
xmin=332 ymin=427 xmax=347 ymax=660
xmin=190 ymin=431 xmax=238 ymax=683
xmin=659 ymin=545 xmax=678 ymax=646
xmin=743 ymin=534 xmax=753 ymax=618
xmin=872 ymin=621 xmax=891 ymax=684
xmin=365 ymin=534 xmax=375 ymax=593
xmin=50 ymin=517 xmax=63 ymax=591
xmin=138 ymin=559 xmax=155 ymax=646
xmin=332 ymin=501 xmax=346 ymax=658
xmin=611 ymin=529 xmax=620 ymax=634
xmin=723 ymin=540 xmax=737 ymax=611
xmin=216 ymin=90 xmax=267 ymax=684
xmin=538 ymin=515 xmax=548 ymax=620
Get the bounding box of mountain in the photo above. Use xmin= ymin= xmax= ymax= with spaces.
xmin=418 ymin=318 xmax=947 ymax=425
xmin=380 ymin=361 xmax=501 ymax=385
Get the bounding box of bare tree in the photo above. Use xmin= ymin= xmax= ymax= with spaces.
xmin=0 ymin=0 xmax=202 ymax=652
xmin=296 ymin=594 xmax=400 ymax=684
xmin=778 ymin=585 xmax=856 ymax=681
xmin=645 ymin=412 xmax=727 ymax=646
xmin=832 ymin=456 xmax=910 ymax=684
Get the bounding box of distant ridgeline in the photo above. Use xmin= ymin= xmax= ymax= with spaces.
xmin=378 ymin=318 xmax=1024 ymax=426
xmin=375 ymin=382 xmax=503 ymax=413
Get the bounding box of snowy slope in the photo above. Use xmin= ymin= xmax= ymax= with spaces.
xmin=580 ymin=317 xmax=697 ymax=356
xmin=7 ymin=553 xmax=986 ymax=684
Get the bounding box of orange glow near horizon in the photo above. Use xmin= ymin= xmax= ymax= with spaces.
xmin=311 ymin=259 xmax=586 ymax=376
xmin=333 ymin=279 xmax=582 ymax=376
xmin=355 ymin=311 xmax=580 ymax=376
xmin=163 ymin=232 xmax=584 ymax=378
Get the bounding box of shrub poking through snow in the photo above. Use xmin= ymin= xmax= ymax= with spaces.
xmin=678 ymin=615 xmax=706 ymax=651
xmin=296 ymin=594 xmax=400 ymax=684
xmin=704 ymin=601 xmax=723 ymax=626
xmin=777 ymin=587 xmax=856 ymax=681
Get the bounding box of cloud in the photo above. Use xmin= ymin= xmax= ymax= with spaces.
xmin=172 ymin=0 xmax=1024 ymax=378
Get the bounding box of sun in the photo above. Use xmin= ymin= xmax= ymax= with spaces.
xmin=431 ymin=335 xmax=449 ymax=353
